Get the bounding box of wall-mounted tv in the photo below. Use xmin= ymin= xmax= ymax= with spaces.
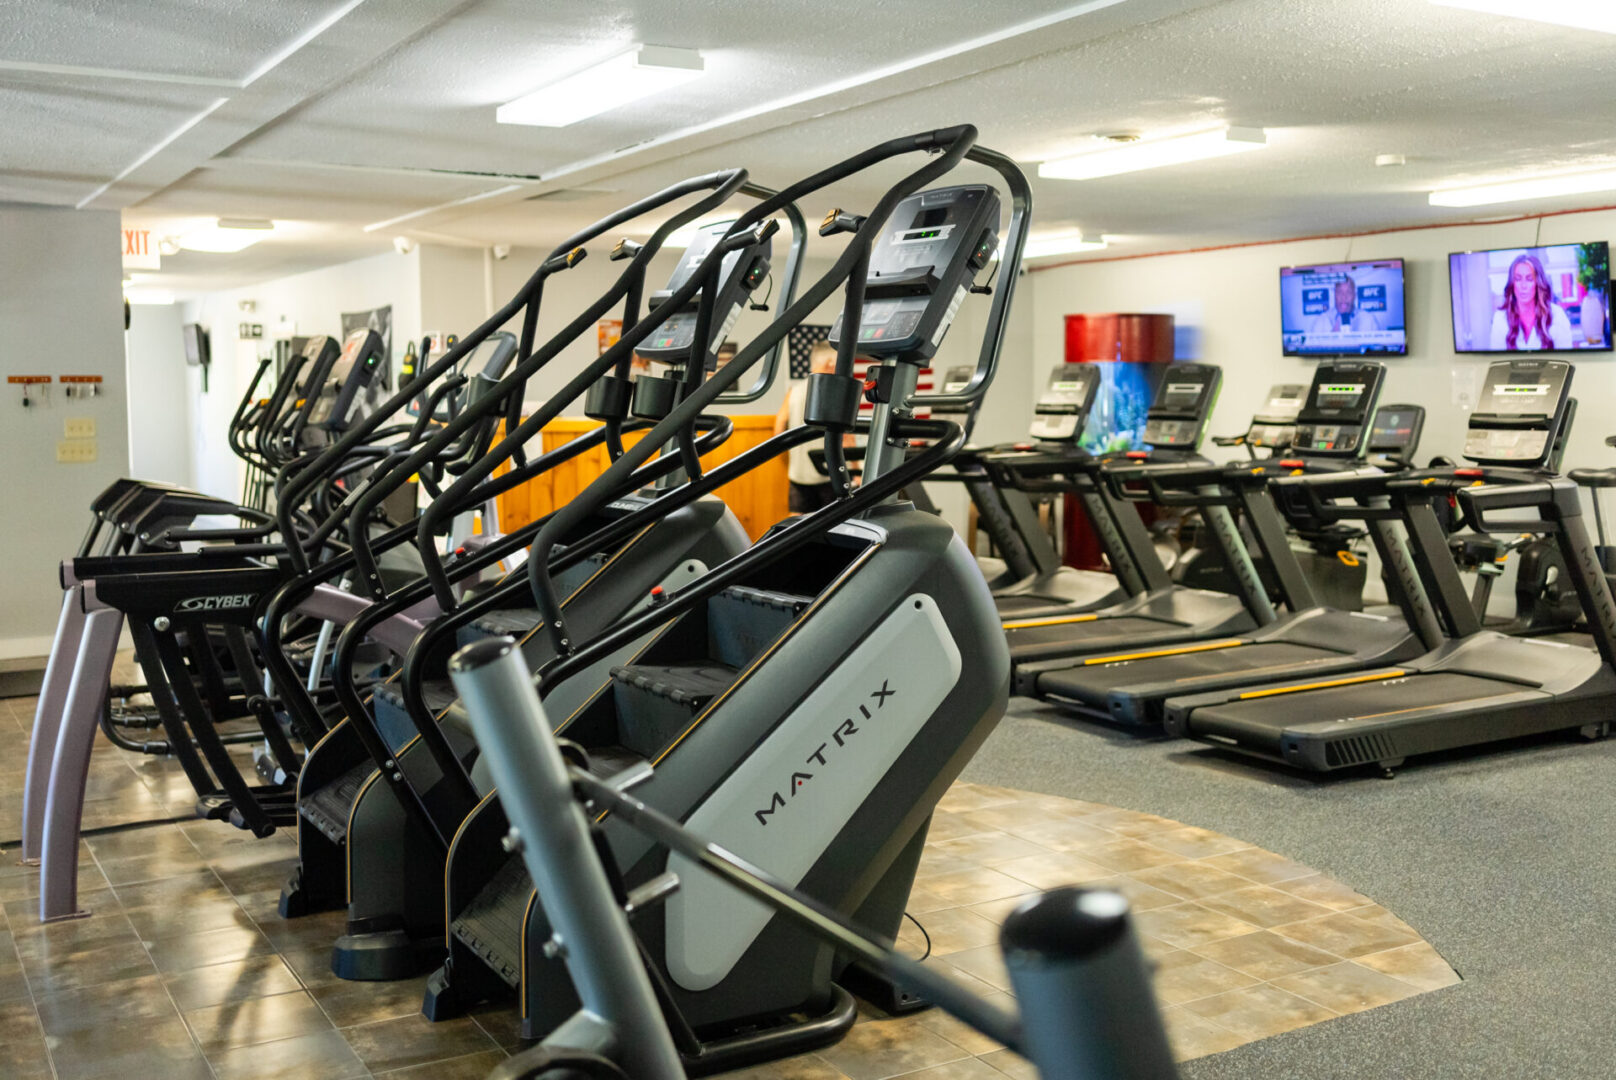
xmin=1448 ymin=242 xmax=1610 ymax=353
xmin=181 ymin=322 xmax=210 ymax=367
xmin=1280 ymin=260 xmax=1407 ymax=357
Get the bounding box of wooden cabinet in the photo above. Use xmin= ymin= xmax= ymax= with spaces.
xmin=495 ymin=415 xmax=789 ymax=541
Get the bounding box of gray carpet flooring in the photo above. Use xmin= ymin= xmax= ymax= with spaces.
xmin=962 ymin=697 xmax=1616 ymax=1079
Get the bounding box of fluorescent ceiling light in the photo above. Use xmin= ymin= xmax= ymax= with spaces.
xmin=1428 ymin=0 xmax=1616 ymax=33
xmin=997 ymin=233 xmax=1110 ymax=260
xmin=124 ymin=288 xmax=176 ymax=305
xmin=497 ymin=45 xmax=704 ymax=128
xmin=1429 ymin=167 xmax=1616 ymax=207
xmin=1039 ymin=127 xmax=1268 ymax=181
xmin=180 ymin=218 xmax=273 ymax=253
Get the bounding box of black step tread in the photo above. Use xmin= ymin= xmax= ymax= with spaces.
xmin=584 ymin=744 xmax=649 ymax=778
xmin=609 ymin=661 xmax=738 ymax=707
xmin=469 ymin=607 xmax=542 ymax=637
xmin=372 ymin=679 xmax=458 ymax=714
xmin=299 ymin=761 xmax=375 ymax=844
xmin=718 ymin=585 xmax=813 ymax=611
xmin=450 ymin=854 xmax=530 ymax=988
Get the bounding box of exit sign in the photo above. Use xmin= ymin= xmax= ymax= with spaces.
xmin=123 ymin=228 xmax=160 ymax=270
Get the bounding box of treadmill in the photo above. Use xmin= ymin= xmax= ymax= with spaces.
xmin=1164 ymin=358 xmax=1616 ymax=776
xmin=983 ymin=365 xmax=1137 ymax=615
xmin=994 ymin=363 xmax=1274 ymax=668
xmin=1018 ymin=363 xmax=1433 ymax=726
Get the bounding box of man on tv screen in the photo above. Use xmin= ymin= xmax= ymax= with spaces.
xmin=1282 ymin=262 xmax=1405 ymax=355
xmin=1307 ymin=277 xmax=1384 ymax=336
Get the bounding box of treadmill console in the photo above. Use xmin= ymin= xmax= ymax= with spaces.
xmin=1463 ymin=358 xmax=1574 ymax=466
xmin=307 ymin=328 xmax=386 ymax=431
xmin=830 ymin=184 xmax=1000 ymax=362
xmin=1029 ymin=365 xmax=1100 ymax=443
xmin=1366 ymin=404 xmax=1424 ymax=463
xmin=1292 ymin=360 xmax=1386 ymax=457
xmin=1247 ymin=383 xmax=1307 ymax=449
xmin=1142 ymin=363 xmax=1220 ymax=449
xmin=637 ymin=220 xmax=773 ymax=368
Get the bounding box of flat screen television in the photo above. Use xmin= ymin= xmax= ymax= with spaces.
xmin=1448 ymin=242 xmax=1610 ymax=353
xmin=182 ymin=322 xmax=210 ymax=367
xmin=1280 ymin=259 xmax=1407 ymax=357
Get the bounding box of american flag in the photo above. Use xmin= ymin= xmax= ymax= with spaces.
xmin=785 ymin=322 xmax=932 ymax=416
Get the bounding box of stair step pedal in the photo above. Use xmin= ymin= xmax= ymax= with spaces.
xmin=449 ymin=855 xmax=531 ymax=988
xmin=299 ymin=762 xmax=375 ymax=845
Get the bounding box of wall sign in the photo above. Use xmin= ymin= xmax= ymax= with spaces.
xmin=122 ymin=228 xmax=159 ymax=270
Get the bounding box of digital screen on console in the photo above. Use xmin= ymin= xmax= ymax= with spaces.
xmin=1159 ymin=381 xmax=1205 ymax=409
xmin=1316 ymin=383 xmax=1366 ymax=410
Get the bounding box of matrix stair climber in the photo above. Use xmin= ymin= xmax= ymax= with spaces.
xmin=262 ymin=175 xmax=805 ymax=984
xmin=419 ymin=128 xmax=1030 ymax=1073
xmin=1164 ymin=358 xmax=1616 ymax=775
xmin=1015 ymin=361 xmax=1440 ymax=727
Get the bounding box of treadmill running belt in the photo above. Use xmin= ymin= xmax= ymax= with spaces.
xmin=1007 ymin=615 xmax=1186 ymax=663
xmin=1187 ymin=672 xmax=1528 ymax=753
xmin=1039 ymin=642 xmax=1342 ymax=702
xmin=995 ymin=594 xmax=1068 ymax=615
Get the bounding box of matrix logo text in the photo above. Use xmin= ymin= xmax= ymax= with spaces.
xmin=754 ymin=680 xmax=896 ymax=826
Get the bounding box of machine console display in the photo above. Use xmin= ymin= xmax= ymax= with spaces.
xmin=829 ymin=184 xmax=1000 ymax=362
xmin=1029 ymin=364 xmax=1100 ymax=442
xmin=1292 ymin=360 xmax=1386 ymax=457
xmin=1366 ymin=404 xmax=1425 ymax=460
xmin=307 ymin=328 xmax=386 ymax=431
xmin=1462 ymin=358 xmax=1573 ymax=466
xmin=1141 ymin=363 xmax=1220 ymax=449
xmin=1247 ymin=383 xmax=1307 ymax=448
xmin=637 ymin=221 xmax=772 ymax=367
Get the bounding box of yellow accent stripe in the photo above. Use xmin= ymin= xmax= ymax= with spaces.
xmin=1082 ymin=639 xmax=1244 ymax=666
xmin=1237 ymin=669 xmax=1407 ymax=700
xmin=344 ymin=770 xmax=383 ymax=902
xmin=1003 ymin=613 xmax=1100 ymax=630
xmin=518 ymin=888 xmax=539 ymax=1019
xmin=444 ymin=789 xmax=502 ymax=948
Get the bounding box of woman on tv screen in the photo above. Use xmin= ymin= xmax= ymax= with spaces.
xmin=1491 ymin=253 xmax=1571 ymax=351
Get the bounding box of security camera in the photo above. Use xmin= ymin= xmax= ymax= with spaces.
xmin=393 ymin=235 xmax=416 ymax=255
xmin=492 ymin=244 xmax=512 ymax=261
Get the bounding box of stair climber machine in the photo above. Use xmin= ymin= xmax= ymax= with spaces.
xmin=416 ymin=129 xmax=1030 ymax=1071
xmin=266 ymin=176 xmax=806 ymax=982
xmin=22 ymin=334 xmax=399 ymax=920
xmin=1164 ymin=358 xmax=1616 ymax=776
xmin=989 ymin=365 xmax=1275 ymax=672
xmin=438 ymin=633 xmax=1179 ymax=1080
xmin=1016 ymin=362 xmax=1438 ymax=728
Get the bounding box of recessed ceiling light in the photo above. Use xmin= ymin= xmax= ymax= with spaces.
xmin=1429 ymin=0 xmax=1616 ymax=33
xmin=1039 ymin=127 xmax=1267 ymax=181
xmin=180 ymin=218 xmax=273 ymax=253
xmin=497 ymin=45 xmax=704 ymax=128
xmin=1429 ymin=167 xmax=1616 ymax=207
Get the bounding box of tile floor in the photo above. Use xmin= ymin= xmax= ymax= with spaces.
xmin=0 ymin=689 xmax=1458 ymax=1079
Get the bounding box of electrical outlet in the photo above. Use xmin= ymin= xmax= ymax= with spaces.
xmin=64 ymin=417 xmax=95 ymax=438
xmin=57 ymin=439 xmax=97 ymax=464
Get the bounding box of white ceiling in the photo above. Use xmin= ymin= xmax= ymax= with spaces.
xmin=7 ymin=0 xmax=1616 ymax=295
